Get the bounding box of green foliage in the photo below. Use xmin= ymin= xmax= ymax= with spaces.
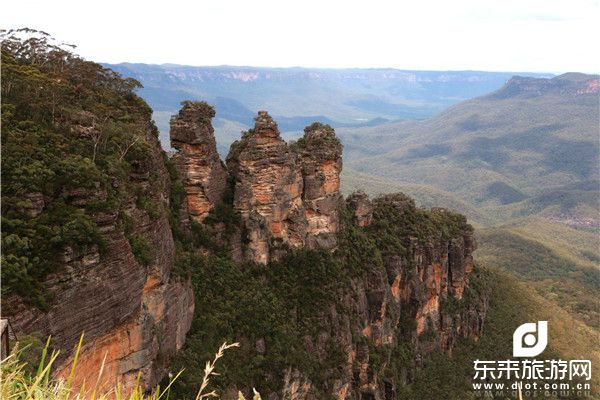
xmin=163 ymin=154 xmax=187 ymax=242
xmin=136 ymin=194 xmax=161 ymax=220
xmin=168 ymin=247 xmax=352 ymax=398
xmin=165 ymin=158 xmax=241 ymax=279
xmin=203 ymin=176 xmax=240 ymax=237
xmin=189 ymin=221 xmax=229 ymax=256
xmin=304 ymin=122 xmax=335 ymax=135
xmin=400 ymin=265 xmax=600 ymax=399
xmin=1 ymin=30 xmax=159 ymax=307
xmin=168 ymin=196 xmax=478 ymax=398
xmin=477 ymin=220 xmax=600 ymax=328
xmin=366 ymin=193 xmax=472 ymax=261
xmin=294 ymin=122 xmax=342 ymax=154
xmin=128 ymin=234 xmax=153 ymax=266
xmin=1 ymin=200 xmax=105 ymax=309
xmin=335 ymin=205 xmax=384 ymax=276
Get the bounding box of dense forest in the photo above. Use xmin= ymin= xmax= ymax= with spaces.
xmin=1 ymin=30 xmax=598 ymax=400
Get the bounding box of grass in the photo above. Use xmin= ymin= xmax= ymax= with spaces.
xmin=0 ymin=336 xmax=253 ymax=400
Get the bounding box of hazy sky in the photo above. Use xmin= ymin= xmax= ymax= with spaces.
xmin=2 ymin=0 xmax=599 ymax=72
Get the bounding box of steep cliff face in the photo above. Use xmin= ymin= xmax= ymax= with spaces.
xmin=274 ymin=194 xmax=485 ymax=400
xmin=225 ymin=111 xmax=306 ymax=264
xmin=3 ymin=34 xmax=486 ymax=400
xmin=493 ymin=73 xmax=600 ymax=99
xmin=296 ymin=123 xmax=343 ymax=249
xmin=1 ymin=34 xmax=194 ymax=394
xmin=170 ymin=101 xmax=228 ymax=223
xmin=5 ymin=125 xmax=194 ymax=393
xmin=164 ymin=107 xmax=486 ymax=400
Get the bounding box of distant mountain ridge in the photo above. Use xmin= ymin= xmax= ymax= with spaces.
xmin=492 ymin=72 xmax=600 ymax=98
xmin=4 ymin=29 xmax=599 ymax=399
xmin=340 ymin=72 xmax=600 ymax=226
xmin=105 ymin=63 xmax=552 ymax=148
xmin=340 ymin=72 xmax=600 ymax=336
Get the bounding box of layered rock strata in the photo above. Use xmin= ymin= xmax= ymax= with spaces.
xmin=223 ymin=112 xmax=345 ymax=264
xmin=6 ymin=124 xmax=194 ymax=393
xmin=276 ymin=194 xmax=485 ymax=400
xmin=8 ymin=100 xmax=483 ymax=399
xmin=170 ymin=101 xmax=228 ymax=222
xmin=175 ymin=105 xmax=484 ymax=398
xmin=226 ymin=111 xmax=306 ymax=263
xmin=296 ymin=123 xmax=343 ymax=249
xmin=170 ymin=108 xmax=345 ymax=264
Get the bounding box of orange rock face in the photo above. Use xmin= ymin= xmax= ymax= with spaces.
xmin=169 ymin=108 xmax=345 ymax=265
xmin=226 ymin=113 xmax=344 ymax=264
xmin=54 ymin=319 xmax=143 ymax=394
xmin=7 ymin=123 xmax=195 ymax=395
xmin=578 ymin=78 xmax=600 ymax=94
xmin=297 ymin=123 xmax=343 ymax=249
xmin=55 ymin=277 xmax=194 ymax=395
xmin=227 ymin=111 xmax=342 ymax=264
xmin=170 ymin=101 xmax=228 ymax=222
xmin=227 ymin=112 xmax=306 ymax=264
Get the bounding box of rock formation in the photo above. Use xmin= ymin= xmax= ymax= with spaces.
xmin=296 ymin=123 xmax=343 ymax=249
xmin=226 ymin=111 xmax=306 ymax=264
xmin=5 ymin=97 xmax=484 ymax=399
xmin=346 ymin=190 xmax=374 ymax=227
xmin=223 ymin=112 xmax=346 ymax=264
xmin=6 ymin=124 xmax=194 ymax=394
xmin=2 ymin=34 xmax=488 ymax=400
xmin=494 ymin=73 xmax=600 ymax=98
xmin=167 ymin=106 xmax=483 ymax=397
xmin=276 ymin=194 xmax=485 ymax=400
xmin=170 ymin=101 xmax=228 ymax=222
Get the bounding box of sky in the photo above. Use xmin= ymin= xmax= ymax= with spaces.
xmin=2 ymin=0 xmax=599 ymax=73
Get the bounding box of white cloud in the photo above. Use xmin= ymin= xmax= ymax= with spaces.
xmin=1 ymin=0 xmax=598 ymax=72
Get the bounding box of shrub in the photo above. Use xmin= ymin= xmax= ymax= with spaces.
xmin=1 ymin=30 xmax=160 ymax=308
xmin=128 ymin=234 xmax=153 ymax=266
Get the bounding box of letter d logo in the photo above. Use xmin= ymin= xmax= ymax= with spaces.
xmin=513 ymin=321 xmax=548 ymax=357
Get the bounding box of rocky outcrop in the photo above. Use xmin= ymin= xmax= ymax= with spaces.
xmin=226 ymin=111 xmax=306 ymax=264
xmin=6 ymin=124 xmax=194 ymax=394
xmin=269 ymin=193 xmax=485 ymax=400
xmin=170 ymin=101 xmax=228 ymax=222
xmin=5 ymin=96 xmax=483 ymax=400
xmin=1 ymin=29 xmax=491 ymax=399
xmin=346 ymin=190 xmax=374 ymax=227
xmin=493 ymin=73 xmax=600 ymax=99
xmin=170 ymin=107 xmax=347 ymax=265
xmin=224 ymin=113 xmax=345 ymax=264
xmin=296 ymin=123 xmax=343 ymax=249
